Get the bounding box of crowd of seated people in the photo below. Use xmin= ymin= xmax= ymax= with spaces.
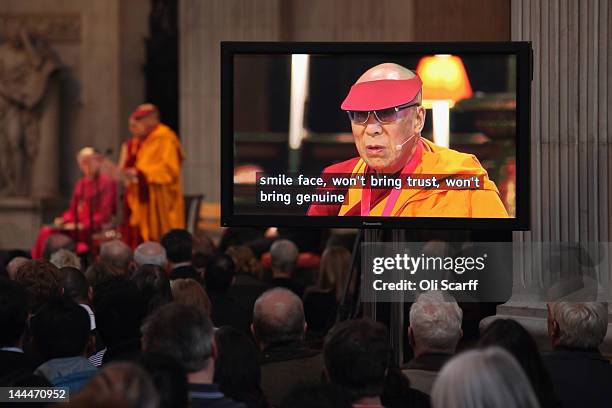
xmin=1 ymin=227 xmax=612 ymax=408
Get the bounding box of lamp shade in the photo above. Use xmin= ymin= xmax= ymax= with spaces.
xmin=416 ymin=54 xmax=473 ymax=108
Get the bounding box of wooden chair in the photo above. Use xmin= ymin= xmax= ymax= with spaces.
xmin=184 ymin=194 xmax=205 ymax=235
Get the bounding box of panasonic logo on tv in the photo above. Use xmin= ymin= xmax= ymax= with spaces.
xmin=363 ymin=222 xmax=382 ymax=226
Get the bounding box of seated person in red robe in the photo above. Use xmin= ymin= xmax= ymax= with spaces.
xmin=32 ymin=147 xmax=117 ymax=259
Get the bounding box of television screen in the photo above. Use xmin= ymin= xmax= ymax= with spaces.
xmin=221 ymin=42 xmax=531 ymax=229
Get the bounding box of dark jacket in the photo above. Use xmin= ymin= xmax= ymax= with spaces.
xmin=543 ymin=346 xmax=612 ymax=408
xmin=0 ymin=350 xmax=37 ymax=385
xmin=208 ymin=290 xmax=251 ymax=334
xmin=267 ymin=277 xmax=305 ymax=298
xmin=169 ymin=264 xmax=201 ymax=282
xmin=401 ymin=352 xmax=453 ymax=395
xmin=227 ymin=274 xmax=269 ymax=318
xmin=189 ymin=383 xmax=247 ymax=408
xmin=259 ymin=341 xmax=323 ymax=406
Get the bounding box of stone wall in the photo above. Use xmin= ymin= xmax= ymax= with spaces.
xmin=0 ymin=0 xmax=149 ymax=249
xmin=0 ymin=0 xmax=149 ymax=193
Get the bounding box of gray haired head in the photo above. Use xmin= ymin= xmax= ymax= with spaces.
xmin=134 ymin=241 xmax=167 ymax=268
xmin=548 ymin=301 xmax=608 ymax=349
xmin=253 ymin=287 xmax=305 ymax=346
xmin=99 ymin=239 xmax=133 ymax=274
xmin=270 ymin=239 xmax=299 ymax=275
xmin=431 ymin=347 xmax=540 ymax=408
xmin=409 ymin=291 xmax=463 ymax=353
xmin=141 ymin=303 xmax=214 ymax=373
xmin=50 ymin=249 xmax=81 ymax=270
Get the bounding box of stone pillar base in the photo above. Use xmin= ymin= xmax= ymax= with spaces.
xmin=0 ymin=197 xmax=65 ymax=251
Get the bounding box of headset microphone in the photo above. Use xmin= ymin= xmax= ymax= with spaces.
xmin=395 ymin=134 xmax=416 ymax=151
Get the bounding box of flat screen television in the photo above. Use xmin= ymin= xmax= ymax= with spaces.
xmin=221 ymin=42 xmax=531 ymax=230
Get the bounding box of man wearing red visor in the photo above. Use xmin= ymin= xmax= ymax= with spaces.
xmin=308 ymin=63 xmax=508 ymax=218
xmin=122 ymin=104 xmax=185 ymax=242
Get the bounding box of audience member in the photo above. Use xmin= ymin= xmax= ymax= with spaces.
xmin=205 ymin=254 xmax=250 ymax=333
xmin=543 ymin=301 xmax=612 ymax=408
xmin=2 ymin=249 xmax=30 ymax=272
xmin=76 ymin=362 xmax=159 ymax=408
xmin=268 ymin=239 xmax=304 ymax=297
xmin=280 ymin=384 xmax=352 ymax=408
xmin=30 ymin=297 xmax=96 ymax=393
xmin=170 ymin=278 xmax=212 ymax=317
xmin=226 ymin=245 xmax=268 ymax=317
xmin=0 ymin=279 xmax=37 ymax=385
xmin=140 ymin=353 xmax=189 ymax=408
xmin=93 ymin=277 xmax=146 ymax=364
xmin=131 ymin=264 xmax=172 ymax=314
xmin=324 ymin=318 xmax=428 ymax=408
xmin=214 ymin=326 xmax=270 ymax=408
xmin=161 ymin=229 xmax=199 ymax=281
xmin=479 ymin=319 xmax=560 ymax=408
xmin=303 ymin=246 xmax=350 ymax=341
xmin=403 ymin=291 xmax=463 ymax=394
xmin=13 ymin=260 xmax=61 ymax=314
xmin=382 ymin=357 xmax=431 ymax=408
xmin=134 ymin=241 xmax=167 ymax=269
xmin=59 ymin=267 xmax=96 ymax=331
xmin=193 ymin=233 xmax=216 ymax=277
xmin=6 ymin=256 xmax=29 ymax=280
xmin=431 ymin=347 xmax=540 ymax=408
xmin=42 ymin=233 xmax=76 ymax=261
xmin=84 ymin=261 xmax=114 ymax=287
xmin=50 ymin=248 xmax=81 ymax=269
xmin=99 ymin=240 xmax=133 ymax=276
xmin=252 ymin=288 xmax=322 ymax=406
xmin=141 ymin=303 xmax=246 ymax=407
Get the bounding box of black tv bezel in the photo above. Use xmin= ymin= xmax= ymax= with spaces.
xmin=221 ymin=41 xmax=531 ymax=230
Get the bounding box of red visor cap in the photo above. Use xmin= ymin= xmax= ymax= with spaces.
xmin=340 ymin=76 xmax=423 ymax=111
xmin=130 ymin=106 xmax=156 ymax=120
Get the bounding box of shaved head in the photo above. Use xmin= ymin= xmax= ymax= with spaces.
xmin=357 ymin=62 xmax=416 ymax=82
xmin=357 ymin=63 xmax=422 ymax=104
xmin=252 ymin=287 xmax=305 ymax=347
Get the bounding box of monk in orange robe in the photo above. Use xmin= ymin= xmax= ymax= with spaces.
xmin=122 ymin=104 xmax=185 ymax=242
xmin=308 ymin=63 xmax=508 ymax=218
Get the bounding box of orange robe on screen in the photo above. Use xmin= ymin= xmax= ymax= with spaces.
xmin=126 ymin=124 xmax=185 ymax=241
xmin=308 ymin=138 xmax=509 ymax=218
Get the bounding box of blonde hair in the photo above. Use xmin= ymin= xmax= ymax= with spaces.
xmin=317 ymin=246 xmax=351 ymax=300
xmin=170 ymin=278 xmax=212 ymax=316
xmin=226 ymin=245 xmax=263 ymax=280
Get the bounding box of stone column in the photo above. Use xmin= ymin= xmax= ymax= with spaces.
xmin=179 ymin=0 xmax=283 ymax=201
xmin=483 ymin=0 xmax=612 ymax=355
xmin=31 ymin=79 xmax=60 ymax=198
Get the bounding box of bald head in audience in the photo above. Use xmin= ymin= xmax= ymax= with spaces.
xmin=252 ymin=287 xmax=306 ymax=349
xmin=99 ymin=240 xmax=133 ymax=276
xmin=7 ymin=256 xmax=29 ymax=280
xmin=134 ymin=241 xmax=167 ymax=269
